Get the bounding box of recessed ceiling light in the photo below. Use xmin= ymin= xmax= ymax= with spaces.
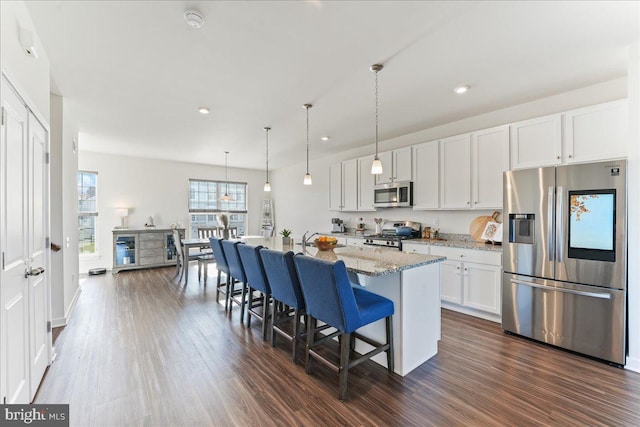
xmin=454 ymin=85 xmax=470 ymax=95
xmin=184 ymin=10 xmax=205 ymax=29
xmin=198 ymin=107 xmax=210 ymax=114
xmin=321 ymin=136 xmax=330 ymax=141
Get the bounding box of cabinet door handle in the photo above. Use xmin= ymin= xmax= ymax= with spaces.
xmin=556 ymin=156 xmax=560 ymax=160
xmin=568 ymin=155 xmax=573 ymax=159
xmin=474 ymin=201 xmax=478 ymax=204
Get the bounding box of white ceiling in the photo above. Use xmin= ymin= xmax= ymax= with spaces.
xmin=26 ymin=1 xmax=639 ymax=170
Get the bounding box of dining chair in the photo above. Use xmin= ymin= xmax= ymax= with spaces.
xmin=293 ymin=254 xmax=395 ymax=401
xmin=172 ymin=229 xmax=185 ymax=281
xmin=259 ymin=248 xmax=308 ymax=363
xmin=237 ymin=244 xmax=271 ymax=340
xmin=173 ymin=229 xmax=208 ymax=285
xmin=197 ymin=227 xmax=219 ymax=252
xmin=221 ymin=240 xmax=249 ymax=321
xmin=209 ymin=237 xmax=230 ymax=308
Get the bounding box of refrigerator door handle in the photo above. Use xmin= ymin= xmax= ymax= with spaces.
xmin=547 ymin=186 xmax=555 ymax=261
xmin=510 ymin=278 xmax=612 ymax=300
xmin=556 ymin=186 xmax=564 ymax=261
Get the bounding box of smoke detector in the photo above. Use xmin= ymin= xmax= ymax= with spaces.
xmin=184 ymin=10 xmax=204 ymax=29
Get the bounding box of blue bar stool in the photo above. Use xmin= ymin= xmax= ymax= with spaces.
xmin=208 ymin=238 xmax=230 ymax=309
xmin=293 ymin=255 xmax=394 ymax=401
xmin=237 ymin=244 xmax=271 ymax=340
xmin=259 ymin=249 xmax=307 ymax=363
xmin=221 ymin=240 xmax=248 ymax=321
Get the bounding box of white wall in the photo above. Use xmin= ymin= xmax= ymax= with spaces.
xmin=626 ymin=41 xmax=640 ymax=372
xmin=78 ymin=152 xmax=267 ymax=273
xmin=271 ymin=78 xmax=628 ymax=240
xmin=0 ymin=1 xmax=50 ymax=123
xmin=49 ymin=95 xmax=80 ymax=327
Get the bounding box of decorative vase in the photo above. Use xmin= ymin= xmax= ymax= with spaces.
xmin=282 ymin=236 xmax=291 ymax=246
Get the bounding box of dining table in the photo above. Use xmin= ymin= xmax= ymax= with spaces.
xmin=180 ymin=237 xmax=211 ymax=284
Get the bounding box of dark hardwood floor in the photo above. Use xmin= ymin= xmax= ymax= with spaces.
xmin=35 ymin=265 xmax=640 ymax=426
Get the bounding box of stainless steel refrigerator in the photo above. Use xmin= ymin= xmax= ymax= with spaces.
xmin=502 ymin=160 xmax=627 ymax=365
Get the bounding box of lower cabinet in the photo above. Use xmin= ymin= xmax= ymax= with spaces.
xmin=403 ymin=243 xmax=502 ymax=323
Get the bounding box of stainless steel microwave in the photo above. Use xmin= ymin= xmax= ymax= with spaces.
xmin=373 ymin=181 xmax=413 ymax=208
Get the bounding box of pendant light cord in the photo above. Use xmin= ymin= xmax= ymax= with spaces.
xmin=306 ymin=106 xmax=310 ymax=174
xmin=265 ymin=128 xmax=269 ymax=182
xmin=375 ymin=69 xmax=379 ymax=158
xmin=224 ymin=151 xmax=229 ymax=194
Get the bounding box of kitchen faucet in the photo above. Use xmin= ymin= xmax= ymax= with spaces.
xmin=301 ymin=231 xmax=320 ymax=247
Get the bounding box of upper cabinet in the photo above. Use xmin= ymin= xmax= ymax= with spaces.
xmin=440 ymin=134 xmax=471 ymax=209
xmin=563 ymin=99 xmax=628 ymax=164
xmin=510 ymin=99 xmax=628 ymax=170
xmin=329 ymin=162 xmax=343 ymax=211
xmin=472 ymin=125 xmax=509 ymax=209
xmin=357 ymin=155 xmax=376 ymax=211
xmin=412 ymin=140 xmax=439 ymax=210
xmin=374 ymin=147 xmax=412 ymax=185
xmin=329 ymin=159 xmax=360 ymax=212
xmin=510 ymin=113 xmax=562 ymax=170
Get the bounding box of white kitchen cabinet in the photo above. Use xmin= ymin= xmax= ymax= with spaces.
xmin=357 ymin=154 xmax=376 ymax=211
xmin=440 ymin=260 xmax=463 ymax=305
xmin=329 ymin=159 xmax=358 ymax=211
xmin=329 ymin=162 xmax=343 ymax=211
xmin=375 ymin=147 xmax=412 ymax=185
xmin=563 ymin=99 xmax=628 ymax=164
xmin=510 ymin=113 xmax=562 ymax=170
xmin=342 ymin=159 xmax=358 ymax=211
xmin=440 ymin=134 xmax=471 ymax=209
xmin=402 ymin=242 xmax=430 ymax=255
xmin=471 ymin=125 xmax=509 ymax=209
xmin=429 ymin=246 xmax=502 ymax=322
xmin=346 ymin=236 xmax=366 ymax=247
xmin=412 ymin=140 xmax=439 ymax=210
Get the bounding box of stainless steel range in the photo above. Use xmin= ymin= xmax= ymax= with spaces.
xmin=363 ymin=221 xmax=421 ymax=249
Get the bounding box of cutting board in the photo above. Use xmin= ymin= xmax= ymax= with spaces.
xmin=470 ymin=211 xmax=500 ymax=242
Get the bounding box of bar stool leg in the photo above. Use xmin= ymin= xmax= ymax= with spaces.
xmin=339 ymin=332 xmax=350 ymax=401
xmin=305 ymin=316 xmax=314 ymax=374
xmin=386 ymin=315 xmax=394 ymax=373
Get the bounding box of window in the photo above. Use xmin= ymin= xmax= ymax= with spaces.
xmin=78 ymin=171 xmax=98 ymax=255
xmin=189 ymin=179 xmax=247 ymax=237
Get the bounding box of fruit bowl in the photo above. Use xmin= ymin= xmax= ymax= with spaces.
xmin=314 ymin=236 xmax=338 ymax=251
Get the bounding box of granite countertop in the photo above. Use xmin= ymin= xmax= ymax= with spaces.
xmin=241 ymin=237 xmax=446 ymax=277
xmin=406 ymin=238 xmax=503 ymax=252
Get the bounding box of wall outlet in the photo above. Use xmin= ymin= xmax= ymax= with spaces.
xmin=432 ymin=218 xmax=439 ymax=227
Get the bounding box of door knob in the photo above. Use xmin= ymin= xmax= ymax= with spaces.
xmin=25 ymin=266 xmax=45 ymax=278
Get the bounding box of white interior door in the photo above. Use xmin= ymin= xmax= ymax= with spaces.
xmin=1 ymin=77 xmax=51 ymax=404
xmin=1 ymin=78 xmax=30 ymax=404
xmin=28 ymin=111 xmax=49 ymax=401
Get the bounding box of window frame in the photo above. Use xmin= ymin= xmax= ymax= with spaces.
xmin=78 ymin=170 xmax=99 ymax=256
xmin=188 ymin=179 xmax=248 ymax=237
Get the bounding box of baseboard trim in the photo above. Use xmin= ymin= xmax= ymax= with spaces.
xmin=625 ymin=356 xmax=640 ymax=372
xmin=51 ymin=285 xmax=82 ymax=328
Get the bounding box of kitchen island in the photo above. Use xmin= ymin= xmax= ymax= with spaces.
xmin=242 ymin=237 xmax=446 ymax=376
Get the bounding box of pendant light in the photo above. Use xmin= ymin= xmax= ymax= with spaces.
xmin=370 ymin=63 xmax=384 ymax=175
xmin=220 ymin=151 xmax=234 ymax=201
xmin=263 ymin=127 xmax=272 ymax=192
xmin=303 ymin=103 xmax=313 ymax=185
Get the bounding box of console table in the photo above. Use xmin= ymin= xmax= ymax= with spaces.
xmin=112 ymin=228 xmax=185 ymax=273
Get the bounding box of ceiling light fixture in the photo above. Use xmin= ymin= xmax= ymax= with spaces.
xmin=321 ymin=136 xmax=330 ymax=141
xmin=220 ymin=151 xmax=234 ymax=201
xmin=303 ymin=103 xmax=313 ymax=186
xmin=184 ymin=10 xmax=205 ymax=29
xmin=454 ymin=85 xmax=470 ymax=94
xmin=263 ymin=127 xmax=272 ymax=192
xmin=370 ymin=64 xmax=384 ymax=175
xmin=198 ymin=107 xmax=210 ymax=114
